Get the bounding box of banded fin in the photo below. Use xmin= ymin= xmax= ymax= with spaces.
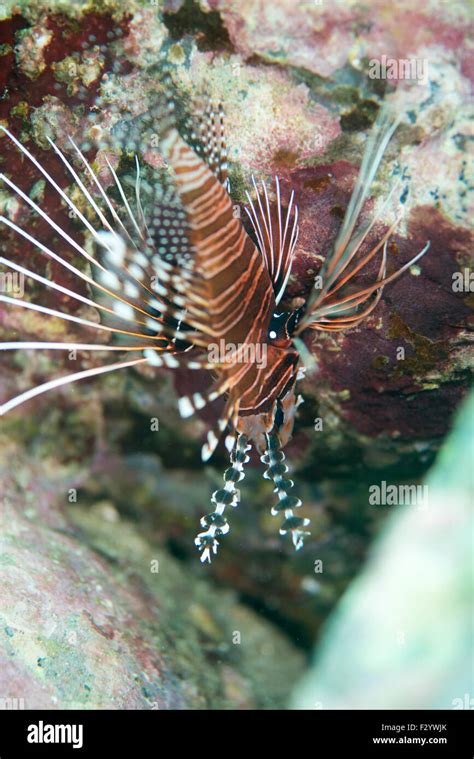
xmin=0 ymin=115 xmax=212 ymax=413
xmin=195 ymin=434 xmax=251 ymax=563
xmin=201 ymin=398 xmax=237 ymax=461
xmin=261 ymin=432 xmax=310 ymax=551
xmin=177 ymin=378 xmax=229 ymax=419
xmin=297 ymin=102 xmax=430 ymax=333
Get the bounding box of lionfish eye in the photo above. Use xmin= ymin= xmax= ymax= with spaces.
xmin=268 ymin=309 xmax=303 ymax=342
xmin=268 ymin=312 xmax=288 ymax=341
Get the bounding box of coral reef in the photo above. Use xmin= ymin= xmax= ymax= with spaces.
xmin=0 ymin=0 xmax=472 ymax=705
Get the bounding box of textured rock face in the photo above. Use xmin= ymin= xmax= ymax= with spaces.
xmin=0 ymin=442 xmax=304 ymax=709
xmin=0 ymin=0 xmax=472 ymax=706
xmin=290 ymin=392 xmax=473 ymax=710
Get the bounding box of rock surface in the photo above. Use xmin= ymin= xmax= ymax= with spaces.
xmin=291 ymin=392 xmax=473 ymax=709
xmin=0 ymin=441 xmax=304 ymax=709
xmin=0 ymin=0 xmax=472 ymax=706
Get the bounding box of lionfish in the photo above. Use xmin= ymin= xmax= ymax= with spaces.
xmin=0 ymin=86 xmax=429 ymax=562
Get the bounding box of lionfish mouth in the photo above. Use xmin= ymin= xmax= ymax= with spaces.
xmin=0 ymin=82 xmax=430 ymax=562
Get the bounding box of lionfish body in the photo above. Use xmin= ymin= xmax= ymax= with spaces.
xmin=0 ymin=88 xmax=430 ymax=562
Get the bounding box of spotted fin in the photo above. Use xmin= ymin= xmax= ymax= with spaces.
xmin=182 ymin=95 xmax=229 ymax=188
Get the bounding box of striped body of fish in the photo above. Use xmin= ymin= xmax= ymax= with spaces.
xmin=0 ymin=89 xmax=430 ymax=562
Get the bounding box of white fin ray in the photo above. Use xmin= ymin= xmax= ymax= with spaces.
xmin=0 ymin=357 xmax=147 ymax=416
xmin=244 ymin=176 xmax=299 ymax=305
